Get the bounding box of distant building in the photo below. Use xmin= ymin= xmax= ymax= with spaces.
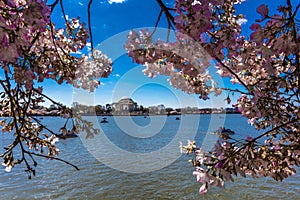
xmin=181 ymin=106 xmax=199 ymax=114
xmin=49 ymin=104 xmax=58 ymax=110
xmin=148 ymin=104 xmax=166 ymax=115
xmin=226 ymin=107 xmax=240 ymax=114
xmin=112 ymin=97 xmax=137 ymax=114
xmin=157 ymin=104 xmax=165 ymax=111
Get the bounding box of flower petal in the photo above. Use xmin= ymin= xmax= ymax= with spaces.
xmin=199 ymin=183 xmax=208 ymax=194
xmin=256 ymin=4 xmax=269 ymax=18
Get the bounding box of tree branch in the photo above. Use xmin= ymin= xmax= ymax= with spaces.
xmin=155 ymin=0 xmax=251 ymax=93
xmin=59 ymin=0 xmax=68 ymax=24
xmin=156 ymin=0 xmax=175 ymax=24
xmin=252 ymin=117 xmax=300 ymax=141
xmin=32 ymin=88 xmax=66 ymax=109
xmin=150 ymin=9 xmax=163 ymax=37
xmin=48 ymin=0 xmax=60 ymax=12
xmin=88 ymin=0 xmax=94 ymax=52
xmin=215 ymin=57 xmax=251 ymax=93
xmin=27 ymin=151 xmax=80 ymax=170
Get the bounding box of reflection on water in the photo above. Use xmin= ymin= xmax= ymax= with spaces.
xmin=0 ymin=115 xmax=299 ymax=199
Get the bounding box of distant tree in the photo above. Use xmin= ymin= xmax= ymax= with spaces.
xmin=165 ymin=107 xmax=174 ymax=113
xmin=175 ymin=108 xmax=181 ymax=113
xmin=143 ymin=107 xmax=149 ymax=115
xmin=135 ymin=105 xmax=144 ymax=113
xmin=125 ymin=0 xmax=300 ymax=194
xmin=105 ymin=104 xmax=112 ymax=114
xmin=95 ymin=105 xmax=104 ymax=115
xmin=49 ymin=104 xmax=58 ymax=111
xmin=134 ymin=102 xmax=138 ymax=111
xmin=139 ymin=105 xmax=144 ymax=112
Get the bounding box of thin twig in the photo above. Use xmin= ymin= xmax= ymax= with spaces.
xmin=32 ymin=88 xmax=65 ymax=109
xmin=30 ymin=116 xmax=61 ymax=137
xmin=252 ymin=118 xmax=299 ymax=141
xmin=2 ymin=71 xmax=31 ymax=173
xmin=88 ymin=0 xmax=94 ymax=52
xmin=27 ymin=151 xmax=80 ymax=170
xmin=219 ymin=87 xmax=251 ymax=95
xmin=231 ymin=117 xmax=300 ymax=156
xmin=150 ymin=9 xmax=163 ymax=37
xmin=59 ymin=0 xmax=68 ymax=24
xmin=48 ymin=0 xmax=60 ymax=12
xmin=156 ymin=0 xmax=174 ymax=24
xmin=215 ymin=57 xmax=251 ymax=92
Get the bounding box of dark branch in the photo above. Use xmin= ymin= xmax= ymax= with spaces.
xmin=88 ymin=0 xmax=94 ymax=52
xmin=252 ymin=117 xmax=300 ymax=141
xmin=150 ymin=9 xmax=163 ymax=37
xmin=156 ymin=0 xmax=175 ymax=24
xmin=32 ymin=88 xmax=65 ymax=109
xmin=59 ymin=0 xmax=68 ymax=24
xmin=26 ymin=151 xmax=80 ymax=170
xmin=48 ymin=0 xmax=59 ymax=12
xmin=215 ymin=57 xmax=251 ymax=93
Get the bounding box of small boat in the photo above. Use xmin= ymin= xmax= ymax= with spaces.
xmin=175 ymin=117 xmax=180 ymax=120
xmin=215 ymin=127 xmax=235 ymax=135
xmin=57 ymin=132 xmax=78 ymax=139
xmin=222 ymin=129 xmax=235 ymax=135
xmin=100 ymin=117 xmax=108 ymax=123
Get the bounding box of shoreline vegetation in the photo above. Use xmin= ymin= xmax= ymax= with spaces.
xmin=76 ymin=112 xmax=241 ymax=116
xmin=25 ymin=108 xmax=240 ymax=117
xmin=27 ymin=112 xmax=241 ymax=117
xmin=0 ymin=100 xmax=240 ymax=117
xmin=0 ymin=108 xmax=241 ymax=117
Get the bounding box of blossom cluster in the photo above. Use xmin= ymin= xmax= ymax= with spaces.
xmin=126 ymin=0 xmax=300 ymax=194
xmin=125 ymin=30 xmax=221 ymax=99
xmin=0 ymin=0 xmax=50 ymax=63
xmin=0 ymin=0 xmax=112 ymax=176
xmin=72 ymin=49 xmax=112 ymax=92
xmin=181 ymin=135 xmax=300 ymax=194
xmin=1 ymin=1 xmax=113 ymax=91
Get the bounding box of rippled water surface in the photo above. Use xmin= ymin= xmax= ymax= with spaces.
xmin=0 ymin=114 xmax=299 ymax=199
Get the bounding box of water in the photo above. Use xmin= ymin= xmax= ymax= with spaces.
xmin=0 ymin=114 xmax=299 ymax=199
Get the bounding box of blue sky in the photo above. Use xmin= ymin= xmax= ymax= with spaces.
xmin=15 ymin=0 xmax=299 ymax=108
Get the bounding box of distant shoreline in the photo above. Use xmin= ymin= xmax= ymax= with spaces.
xmin=26 ymin=113 xmax=241 ymax=117
xmin=0 ymin=112 xmax=241 ymax=118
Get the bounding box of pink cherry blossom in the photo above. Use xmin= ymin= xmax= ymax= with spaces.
xmin=199 ymin=183 xmax=208 ymax=194
xmin=126 ymin=0 xmax=300 ymax=194
xmin=0 ymin=0 xmax=112 ymax=177
xmin=256 ymin=4 xmax=269 ymax=18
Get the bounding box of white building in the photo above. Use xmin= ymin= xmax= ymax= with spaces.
xmin=112 ymin=97 xmax=137 ymax=113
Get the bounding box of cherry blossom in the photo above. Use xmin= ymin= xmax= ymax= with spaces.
xmin=126 ymin=0 xmax=300 ymax=194
xmin=0 ymin=0 xmax=112 ymax=177
xmin=256 ymin=4 xmax=269 ymax=18
xmin=0 ymin=0 xmax=299 ymax=193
